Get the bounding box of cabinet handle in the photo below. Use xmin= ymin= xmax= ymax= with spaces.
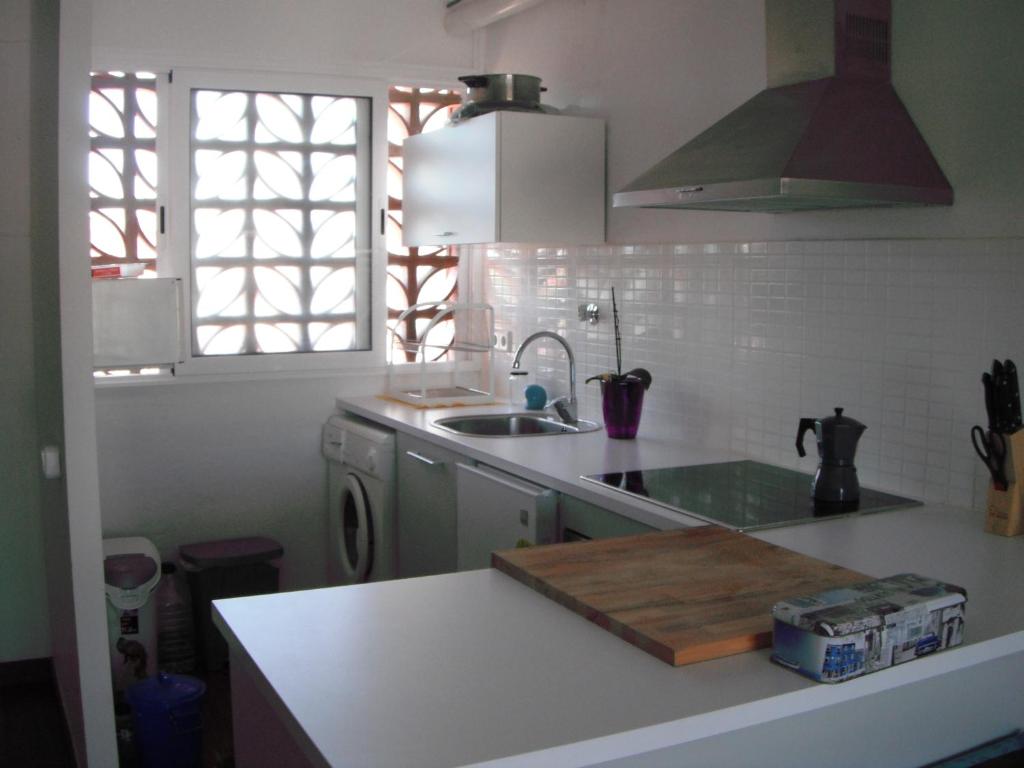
xmin=433 ymin=231 xmax=455 ymax=237
xmin=406 ymin=450 xmax=441 ymax=467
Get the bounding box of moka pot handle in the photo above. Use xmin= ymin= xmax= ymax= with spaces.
xmin=796 ymin=418 xmax=817 ymax=458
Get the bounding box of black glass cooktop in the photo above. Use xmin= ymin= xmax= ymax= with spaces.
xmin=581 ymin=460 xmax=921 ymax=532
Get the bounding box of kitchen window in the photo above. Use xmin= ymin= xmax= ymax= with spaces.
xmin=87 ymin=69 xmax=383 ymax=375
xmin=91 ymin=70 xmax=471 ymax=377
xmin=168 ymin=69 xmax=386 ymax=375
xmin=185 ymin=86 xmax=372 ymax=358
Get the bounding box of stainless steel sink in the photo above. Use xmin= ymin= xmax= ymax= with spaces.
xmin=433 ymin=413 xmax=601 ymax=437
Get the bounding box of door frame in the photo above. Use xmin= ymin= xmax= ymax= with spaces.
xmin=50 ymin=0 xmax=118 ymax=763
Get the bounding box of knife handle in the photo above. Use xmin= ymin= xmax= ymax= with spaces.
xmin=1004 ymin=360 xmax=1021 ymax=432
xmin=983 ymin=372 xmax=997 ymax=431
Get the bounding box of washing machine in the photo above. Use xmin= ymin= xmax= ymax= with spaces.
xmin=322 ymin=414 xmax=397 ymax=585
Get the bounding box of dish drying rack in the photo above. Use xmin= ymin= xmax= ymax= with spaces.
xmin=386 ymin=302 xmax=498 ymax=407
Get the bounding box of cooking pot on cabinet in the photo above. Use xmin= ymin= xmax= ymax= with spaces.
xmin=449 ymin=74 xmax=558 ymax=123
xmin=461 ymin=73 xmax=545 ymax=104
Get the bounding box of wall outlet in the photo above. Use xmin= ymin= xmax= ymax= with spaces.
xmin=494 ymin=330 xmax=514 ymax=352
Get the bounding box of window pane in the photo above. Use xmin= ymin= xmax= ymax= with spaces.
xmin=89 ymin=72 xmax=158 ymax=277
xmin=385 ymin=86 xmax=461 ymax=362
xmin=189 ymin=88 xmax=371 ymax=357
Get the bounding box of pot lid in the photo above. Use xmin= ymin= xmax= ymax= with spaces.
xmin=821 ymin=407 xmax=865 ymax=431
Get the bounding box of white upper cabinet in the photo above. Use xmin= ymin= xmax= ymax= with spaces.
xmin=402 ymin=111 xmax=605 ymax=246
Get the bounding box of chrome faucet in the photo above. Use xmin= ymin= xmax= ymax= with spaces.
xmin=511 ymin=331 xmax=577 ymax=424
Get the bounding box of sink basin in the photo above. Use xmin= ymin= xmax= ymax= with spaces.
xmin=434 ymin=413 xmax=601 ymax=437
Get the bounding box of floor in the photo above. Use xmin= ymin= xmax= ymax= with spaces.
xmin=0 ymin=667 xmax=233 ymax=768
xmin=0 ymin=679 xmax=75 ymax=766
xmin=198 ymin=668 xmax=234 ymax=768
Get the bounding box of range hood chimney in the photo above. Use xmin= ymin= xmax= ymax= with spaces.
xmin=613 ymin=0 xmax=953 ymax=212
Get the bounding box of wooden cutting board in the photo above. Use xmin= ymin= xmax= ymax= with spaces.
xmin=492 ymin=527 xmax=870 ymax=666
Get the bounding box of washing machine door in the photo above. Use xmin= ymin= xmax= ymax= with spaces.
xmin=334 ymin=472 xmax=375 ymax=583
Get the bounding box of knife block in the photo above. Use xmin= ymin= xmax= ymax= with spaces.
xmin=985 ymin=430 xmax=1024 ymax=537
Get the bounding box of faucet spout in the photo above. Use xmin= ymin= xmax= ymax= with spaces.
xmin=512 ymin=331 xmax=577 ymax=423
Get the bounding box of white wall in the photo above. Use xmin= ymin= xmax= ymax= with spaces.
xmin=90 ymin=0 xmax=478 ymax=590
xmin=96 ymin=375 xmax=381 ymax=589
xmin=479 ymin=0 xmax=1024 ymax=242
xmin=91 ymin=0 xmax=477 ymax=77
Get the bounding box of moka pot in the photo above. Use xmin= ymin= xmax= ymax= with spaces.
xmin=795 ymin=407 xmax=867 ymax=504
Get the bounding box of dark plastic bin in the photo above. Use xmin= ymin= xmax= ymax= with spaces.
xmin=179 ymin=537 xmax=283 ymax=671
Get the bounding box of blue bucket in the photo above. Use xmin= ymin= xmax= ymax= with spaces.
xmin=126 ymin=672 xmax=206 ymax=768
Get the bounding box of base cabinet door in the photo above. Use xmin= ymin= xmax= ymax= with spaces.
xmin=396 ymin=432 xmax=466 ymax=577
xmin=559 ymin=495 xmax=656 ymax=541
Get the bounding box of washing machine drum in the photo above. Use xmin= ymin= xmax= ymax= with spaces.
xmin=333 ymin=472 xmax=375 ymax=583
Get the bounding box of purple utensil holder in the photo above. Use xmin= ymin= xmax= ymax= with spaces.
xmin=601 ymin=378 xmax=645 ymax=439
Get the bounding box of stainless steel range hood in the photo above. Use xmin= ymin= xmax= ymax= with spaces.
xmin=613 ymin=0 xmax=953 ymax=212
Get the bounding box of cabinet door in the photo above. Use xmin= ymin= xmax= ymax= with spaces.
xmin=402 ymin=115 xmax=497 ymax=247
xmin=396 ymin=432 xmax=465 ymax=577
xmin=498 ymin=112 xmax=605 ymax=245
xmin=455 ymin=463 xmax=557 ymax=571
xmin=559 ymin=495 xmax=656 ymax=542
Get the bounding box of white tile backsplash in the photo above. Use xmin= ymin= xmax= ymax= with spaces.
xmin=473 ymin=238 xmax=1024 ymax=512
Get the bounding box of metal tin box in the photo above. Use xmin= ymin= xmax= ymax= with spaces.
xmin=771 ymin=573 xmax=967 ymax=683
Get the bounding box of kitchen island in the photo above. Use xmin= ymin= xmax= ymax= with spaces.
xmin=215 ymin=396 xmax=1024 ymax=766
xmin=214 ymin=499 xmax=1024 ymax=767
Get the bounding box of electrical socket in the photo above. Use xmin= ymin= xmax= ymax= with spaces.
xmin=494 ymin=329 xmax=514 ymax=352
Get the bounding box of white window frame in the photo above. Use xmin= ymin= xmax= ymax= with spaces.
xmin=167 ymin=68 xmax=388 ymax=376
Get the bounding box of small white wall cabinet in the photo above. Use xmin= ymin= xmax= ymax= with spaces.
xmin=402 ymin=111 xmax=605 ymax=246
xmin=396 ymin=432 xmax=465 ymax=577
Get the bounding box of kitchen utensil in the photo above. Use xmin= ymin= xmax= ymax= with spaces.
xmin=449 ymin=74 xmax=557 ymax=123
xmin=492 ymin=527 xmax=869 ymax=666
xmin=972 ymin=425 xmax=1007 ymax=491
xmin=796 ymin=408 xmax=867 ymax=504
xmin=982 ymin=372 xmax=997 ymax=430
xmin=1003 ymin=360 xmax=1021 ymax=433
xmin=459 ymin=73 xmax=545 ymax=105
xmin=992 ymin=360 xmax=1009 ymax=432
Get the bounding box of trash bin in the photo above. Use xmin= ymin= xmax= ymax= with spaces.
xmin=126 ymin=671 xmax=206 ymax=768
xmin=104 ymin=537 xmax=162 ymax=692
xmin=179 ymin=536 xmax=283 ymax=671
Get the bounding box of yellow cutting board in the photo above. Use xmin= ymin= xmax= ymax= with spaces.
xmin=492 ymin=526 xmax=869 ymax=666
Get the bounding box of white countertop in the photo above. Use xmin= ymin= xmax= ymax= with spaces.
xmin=213 ymin=395 xmax=1024 ymax=767
xmin=214 ymin=505 xmax=1024 ymax=768
xmin=337 ymin=395 xmax=733 ymax=529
